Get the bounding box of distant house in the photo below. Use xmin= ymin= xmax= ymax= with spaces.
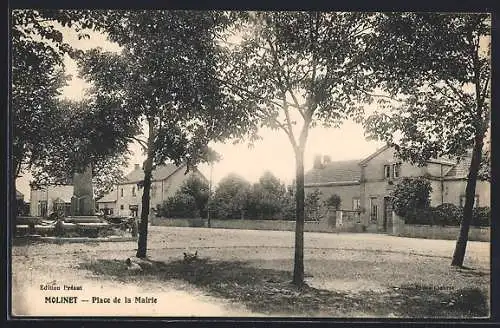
xmin=30 ymin=185 xmax=73 ymax=217
xmin=304 ymin=145 xmax=490 ymax=232
xmin=96 ymin=163 xmax=207 ymax=218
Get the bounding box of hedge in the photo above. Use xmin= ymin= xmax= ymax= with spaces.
xmin=403 ymin=203 xmax=490 ymax=227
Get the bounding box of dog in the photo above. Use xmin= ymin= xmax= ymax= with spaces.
xmin=126 ymin=258 xmax=143 ymax=272
xmin=183 ymin=251 xmax=198 ymax=263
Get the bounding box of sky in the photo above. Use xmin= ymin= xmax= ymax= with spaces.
xmin=15 ymin=22 xmax=385 ymax=201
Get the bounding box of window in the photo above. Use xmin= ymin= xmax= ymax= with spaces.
xmin=120 ymin=205 xmax=124 ymax=210
xmin=384 ymin=165 xmax=391 ymax=179
xmin=370 ymin=197 xmax=378 ymax=223
xmin=393 ymin=163 xmax=401 ymax=178
xmin=352 ymin=198 xmax=361 ymax=210
xmin=120 ymin=188 xmax=124 ymax=198
xmin=132 ymin=186 xmax=136 ymax=197
xmin=460 ymin=195 xmax=479 ymax=208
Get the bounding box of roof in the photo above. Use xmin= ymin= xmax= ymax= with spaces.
xmin=359 ymin=144 xmax=390 ymax=166
xmin=122 ymin=163 xmax=184 ymax=184
xmin=305 ymin=159 xmax=361 ymax=185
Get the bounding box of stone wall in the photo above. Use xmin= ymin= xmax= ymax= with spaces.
xmin=151 ymin=210 xmax=366 ymax=233
xmin=391 ymin=212 xmax=489 ymax=242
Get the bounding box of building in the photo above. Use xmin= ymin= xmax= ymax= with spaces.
xmin=30 ymin=185 xmax=74 ymax=217
xmin=304 ymin=145 xmax=490 ymax=232
xmin=96 ymin=163 xmax=207 ymax=218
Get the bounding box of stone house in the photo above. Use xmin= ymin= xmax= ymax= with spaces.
xmin=97 ymin=163 xmax=207 ymax=218
xmin=30 ymin=185 xmax=74 ymax=217
xmin=304 ymin=145 xmax=490 ymax=232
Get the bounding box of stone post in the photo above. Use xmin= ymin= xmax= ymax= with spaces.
xmin=392 ymin=211 xmax=405 ymax=236
xmin=335 ymin=210 xmax=343 ymax=228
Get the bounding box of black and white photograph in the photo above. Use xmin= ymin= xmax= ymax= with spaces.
xmin=9 ymin=9 xmax=491 ymax=318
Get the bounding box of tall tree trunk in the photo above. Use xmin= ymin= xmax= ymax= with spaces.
xmin=136 ymin=120 xmax=155 ymax=258
xmin=451 ymin=133 xmax=484 ymax=267
xmin=292 ymin=147 xmax=305 ymax=286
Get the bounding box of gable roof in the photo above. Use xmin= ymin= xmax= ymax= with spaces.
xmin=359 ymin=144 xmax=390 ymax=166
xmin=305 ymin=159 xmax=361 ymax=185
xmin=122 ymin=163 xmax=184 ymax=184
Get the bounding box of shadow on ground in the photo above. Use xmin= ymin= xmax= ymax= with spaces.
xmin=79 ymin=257 xmax=488 ymax=318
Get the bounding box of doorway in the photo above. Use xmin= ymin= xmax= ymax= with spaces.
xmin=383 ymin=196 xmax=394 ymax=232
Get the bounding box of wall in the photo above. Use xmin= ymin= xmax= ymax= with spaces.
xmin=151 ymin=211 xmax=366 ymax=233
xmin=393 ymin=224 xmax=490 ymax=242
xmin=391 ymin=212 xmax=489 ymax=242
xmin=443 ymin=179 xmax=490 ymax=207
xmin=30 ymin=185 xmax=74 ymax=217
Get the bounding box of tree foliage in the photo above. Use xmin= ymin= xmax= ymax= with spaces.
xmin=247 ymin=171 xmax=288 ymax=220
xmin=178 ymin=175 xmax=210 ymax=218
xmin=12 ymin=9 xmax=107 ymax=179
xmin=211 ymin=173 xmax=252 ymax=220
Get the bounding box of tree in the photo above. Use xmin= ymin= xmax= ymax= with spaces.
xmin=211 ymin=174 xmax=252 ymax=220
xmin=247 ymin=171 xmax=288 ymax=220
xmin=78 ymin=11 xmax=253 ymax=258
xmin=363 ymin=13 xmax=490 ymax=267
xmin=221 ymin=12 xmax=377 ymax=285
xmin=178 ymin=175 xmax=210 ymax=218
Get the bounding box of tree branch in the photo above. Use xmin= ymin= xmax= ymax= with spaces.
xmin=443 ymin=79 xmax=471 ymax=108
xmin=274 ymin=117 xmax=298 ymax=150
xmin=215 ymin=76 xmax=288 ymax=111
xmin=131 ymin=136 xmax=148 ymax=152
xmin=265 ymin=38 xmax=305 ymax=116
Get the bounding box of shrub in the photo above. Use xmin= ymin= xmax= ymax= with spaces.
xmin=158 ymin=194 xmax=200 ymax=218
xmin=324 ymin=194 xmax=341 ymax=210
xmin=405 ymin=207 xmax=436 ymax=226
xmin=433 ymin=203 xmax=462 ymax=226
xmin=305 ymin=189 xmax=323 ymax=221
xmin=391 ymin=177 xmax=432 ymax=220
xmin=472 ymin=207 xmax=490 ymax=227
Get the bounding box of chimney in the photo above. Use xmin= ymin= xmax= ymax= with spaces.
xmin=313 ymin=155 xmax=323 ymax=169
xmin=323 ymin=155 xmax=332 ymax=165
xmin=134 ymin=164 xmax=140 ymax=170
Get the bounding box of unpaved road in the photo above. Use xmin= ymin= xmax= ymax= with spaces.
xmin=11 ymin=226 xmax=490 ymax=317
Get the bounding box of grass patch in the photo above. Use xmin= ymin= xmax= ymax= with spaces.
xmin=79 ymin=257 xmax=489 ymax=318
